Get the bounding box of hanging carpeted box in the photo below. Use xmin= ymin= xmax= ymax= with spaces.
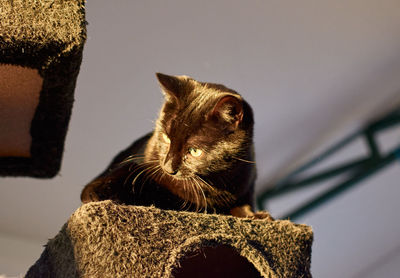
xmin=26 ymin=201 xmax=313 ymax=278
xmin=0 ymin=0 xmax=86 ymax=177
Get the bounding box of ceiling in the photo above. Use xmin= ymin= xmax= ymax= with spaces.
xmin=1 ymin=0 xmax=400 ymax=277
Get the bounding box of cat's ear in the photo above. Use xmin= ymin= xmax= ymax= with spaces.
xmin=156 ymin=73 xmax=183 ymax=101
xmin=209 ymin=95 xmax=243 ymax=131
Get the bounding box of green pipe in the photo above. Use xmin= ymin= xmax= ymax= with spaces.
xmin=365 ymin=131 xmax=380 ymax=158
xmin=282 ymin=146 xmax=400 ymax=220
xmin=257 ymin=158 xmax=369 ymax=200
xmin=256 ymin=107 xmax=400 ymax=214
xmin=273 ymin=131 xmax=360 ymax=189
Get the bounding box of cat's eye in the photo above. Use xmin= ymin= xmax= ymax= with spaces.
xmin=188 ymin=147 xmax=203 ymax=157
xmin=162 ymin=133 xmax=171 ymax=144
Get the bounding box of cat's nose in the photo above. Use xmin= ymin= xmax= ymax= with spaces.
xmin=163 ymin=159 xmax=179 ymax=176
xmin=166 ymin=169 xmax=178 ymax=175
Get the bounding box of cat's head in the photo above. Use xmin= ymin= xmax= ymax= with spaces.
xmin=144 ymin=73 xmax=254 ymax=183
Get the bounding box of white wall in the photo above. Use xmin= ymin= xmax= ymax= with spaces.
xmin=0 ymin=234 xmax=44 ymax=277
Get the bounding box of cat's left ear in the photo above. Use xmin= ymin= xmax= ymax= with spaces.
xmin=156 ymin=73 xmax=183 ymax=101
xmin=209 ymin=95 xmax=243 ymax=131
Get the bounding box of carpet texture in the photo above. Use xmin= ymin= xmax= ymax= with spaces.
xmin=0 ymin=0 xmax=86 ymax=177
xmin=26 ymin=201 xmax=313 ymax=277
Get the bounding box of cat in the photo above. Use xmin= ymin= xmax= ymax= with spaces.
xmin=81 ymin=73 xmax=272 ymax=219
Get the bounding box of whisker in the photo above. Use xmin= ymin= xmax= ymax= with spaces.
xmin=136 ymin=164 xmax=159 ymax=195
xmin=186 ymin=179 xmax=193 ymax=210
xmin=154 ymin=167 xmax=164 ymax=183
xmin=198 ymin=175 xmax=235 ymax=209
xmin=231 ymin=156 xmax=256 ymax=164
xmin=199 ymin=185 xmax=208 ymax=213
xmin=142 ymin=164 xmax=161 ymax=185
xmin=184 ymin=179 xmax=194 ymax=211
xmin=197 ymin=176 xmax=217 ymax=193
xmin=124 ymin=171 xmax=136 ymax=186
xmin=190 ymin=178 xmax=198 ymax=212
xmin=181 ymin=179 xmax=190 ymax=211
xmin=125 ymin=154 xmax=146 ymax=159
xmin=124 ymin=161 xmax=157 ymax=187
xmin=128 ymin=160 xmax=158 ymax=171
xmin=123 ymin=165 xmax=145 ymax=186
xmin=192 ymin=177 xmax=208 ymax=213
xmin=131 ymin=164 xmax=157 ymax=187
xmin=192 ymin=180 xmax=200 ymax=212
xmin=119 ymin=154 xmax=146 ymax=165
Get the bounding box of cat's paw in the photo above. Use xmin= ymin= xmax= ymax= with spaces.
xmin=81 ymin=182 xmax=101 ymax=203
xmin=252 ymin=211 xmax=274 ymax=221
xmin=230 ymin=204 xmax=274 ymax=221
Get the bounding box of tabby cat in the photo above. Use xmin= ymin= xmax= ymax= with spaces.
xmin=81 ymin=73 xmax=271 ymax=219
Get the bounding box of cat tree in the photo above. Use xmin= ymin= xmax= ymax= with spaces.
xmin=0 ymin=0 xmax=86 ymax=177
xmin=1 ymin=1 xmax=313 ymax=277
xmin=26 ymin=201 xmax=313 ymax=278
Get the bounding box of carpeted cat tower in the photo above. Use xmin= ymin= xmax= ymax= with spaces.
xmin=26 ymin=201 xmax=313 ymax=278
xmin=0 ymin=0 xmax=86 ymax=177
xmin=1 ymin=1 xmax=313 ymax=277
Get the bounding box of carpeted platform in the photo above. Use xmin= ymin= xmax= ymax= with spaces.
xmin=26 ymin=201 xmax=313 ymax=278
xmin=0 ymin=0 xmax=86 ymax=177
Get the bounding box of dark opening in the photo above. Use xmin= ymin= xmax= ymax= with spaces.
xmin=173 ymin=245 xmax=263 ymax=278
